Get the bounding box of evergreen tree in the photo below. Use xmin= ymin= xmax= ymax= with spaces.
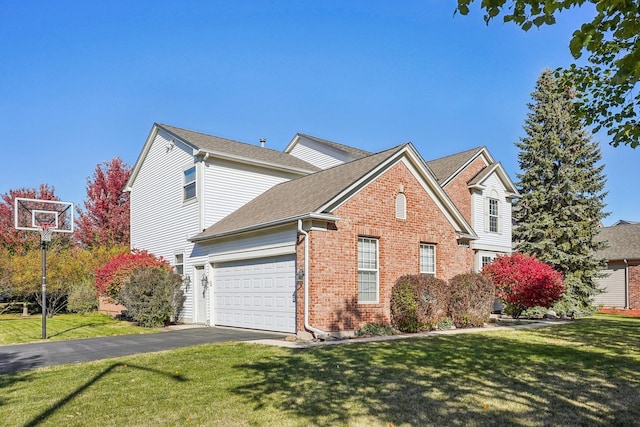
xmin=513 ymin=69 xmax=608 ymax=317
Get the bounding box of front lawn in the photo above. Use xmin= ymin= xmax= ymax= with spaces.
xmin=0 ymin=313 xmax=156 ymax=345
xmin=1 ymin=315 xmax=639 ymax=426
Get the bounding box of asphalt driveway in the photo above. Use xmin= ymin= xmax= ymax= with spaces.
xmin=0 ymin=327 xmax=286 ymax=374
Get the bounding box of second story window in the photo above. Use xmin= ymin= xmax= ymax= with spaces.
xmin=183 ymin=166 xmax=196 ymax=201
xmin=488 ymin=198 xmax=499 ymax=233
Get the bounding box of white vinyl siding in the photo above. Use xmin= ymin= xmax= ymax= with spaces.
xmin=471 ymin=173 xmax=512 ymax=254
xmin=594 ymin=264 xmax=627 ymax=308
xmin=129 ymin=129 xmax=203 ymax=322
xmin=288 ymin=137 xmax=359 ymax=170
xmin=420 ymin=243 xmax=436 ymax=275
xmin=203 ymin=158 xmax=297 ymax=227
xmin=358 ymin=237 xmax=379 ymax=303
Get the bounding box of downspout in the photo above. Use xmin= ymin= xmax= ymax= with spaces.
xmin=624 ymin=259 xmax=630 ymax=310
xmin=298 ymin=219 xmax=330 ymax=339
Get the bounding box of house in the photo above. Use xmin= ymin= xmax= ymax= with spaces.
xmin=594 ymin=223 xmax=640 ymax=310
xmin=124 ymin=123 xmax=518 ymax=337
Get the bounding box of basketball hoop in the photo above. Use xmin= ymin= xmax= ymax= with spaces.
xmin=13 ymin=197 xmax=74 ymax=340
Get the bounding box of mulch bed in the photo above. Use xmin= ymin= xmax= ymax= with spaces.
xmin=598 ymin=308 xmax=640 ymax=318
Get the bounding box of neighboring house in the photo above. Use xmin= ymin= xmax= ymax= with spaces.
xmin=124 ymin=123 xmax=518 ymax=337
xmin=594 ymin=223 xmax=640 ymax=310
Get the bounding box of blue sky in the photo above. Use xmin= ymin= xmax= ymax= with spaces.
xmin=0 ymin=1 xmax=636 ymax=226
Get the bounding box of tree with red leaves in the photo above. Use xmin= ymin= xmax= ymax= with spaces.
xmin=94 ymin=249 xmax=170 ymax=302
xmin=483 ymin=252 xmax=565 ymax=318
xmin=0 ymin=184 xmax=70 ymax=255
xmin=75 ymin=157 xmax=132 ymax=248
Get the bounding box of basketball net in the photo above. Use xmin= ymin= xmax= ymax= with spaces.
xmin=39 ymin=225 xmax=54 ymax=242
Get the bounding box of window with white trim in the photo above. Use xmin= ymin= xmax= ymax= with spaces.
xmin=481 ymin=256 xmax=493 ymax=270
xmin=488 ymin=198 xmax=499 ymax=233
xmin=420 ymin=243 xmax=436 ymax=275
xmin=183 ymin=166 xmax=196 ymax=201
xmin=174 ymin=253 xmax=184 ymax=276
xmin=358 ymin=237 xmax=378 ymax=303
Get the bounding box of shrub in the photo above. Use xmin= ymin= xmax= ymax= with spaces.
xmin=390 ymin=274 xmax=449 ymax=333
xmin=95 ymin=250 xmax=171 ymax=302
xmin=67 ymin=280 xmax=99 ymax=314
xmin=355 ymin=322 xmax=397 ymax=337
xmin=483 ymin=252 xmax=565 ymax=318
xmin=449 ymin=273 xmax=494 ymax=328
xmin=119 ymin=266 xmax=185 ymax=328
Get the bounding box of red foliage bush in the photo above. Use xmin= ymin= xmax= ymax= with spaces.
xmin=482 ymin=252 xmax=565 ymax=318
xmin=94 ymin=250 xmax=170 ymax=301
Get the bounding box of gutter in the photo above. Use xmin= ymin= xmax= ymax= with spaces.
xmin=189 ymin=213 xmax=340 ymax=243
xmin=298 ymin=219 xmax=330 ymax=339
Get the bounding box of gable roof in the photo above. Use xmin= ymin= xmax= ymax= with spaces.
xmin=158 ymin=124 xmax=320 ymax=173
xmin=595 ymin=224 xmax=640 ymax=260
xmin=467 ymin=162 xmax=520 ymax=197
xmin=126 ymin=123 xmax=320 ymax=191
xmin=191 ymin=144 xmax=476 ymax=241
xmin=284 ymin=133 xmax=372 ymax=159
xmin=426 ymin=146 xmax=489 ymax=185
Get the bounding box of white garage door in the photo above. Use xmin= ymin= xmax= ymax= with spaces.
xmin=213 ymin=255 xmax=296 ymax=333
xmin=594 ymin=265 xmax=626 ymax=308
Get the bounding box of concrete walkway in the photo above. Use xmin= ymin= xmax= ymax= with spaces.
xmin=0 ymin=326 xmax=286 ymax=374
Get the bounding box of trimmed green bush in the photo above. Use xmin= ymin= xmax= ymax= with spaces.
xmin=67 ymin=280 xmax=99 ymax=314
xmin=119 ymin=266 xmax=185 ymax=328
xmin=390 ymin=274 xmax=449 ymax=333
xmin=449 ymin=273 xmax=494 ymax=327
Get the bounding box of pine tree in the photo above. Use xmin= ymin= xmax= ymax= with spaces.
xmin=513 ymin=69 xmax=608 ymax=317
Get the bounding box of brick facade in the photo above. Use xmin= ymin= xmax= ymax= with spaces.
xmin=296 ymin=161 xmax=474 ymax=333
xmin=441 ymin=156 xmax=487 ymax=224
xmin=629 ymin=262 xmax=640 ymax=310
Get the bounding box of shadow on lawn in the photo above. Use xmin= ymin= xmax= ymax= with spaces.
xmin=233 ymin=320 xmax=640 ymax=426
xmin=46 ymin=323 xmax=99 ymax=339
xmin=23 ymin=362 xmax=188 ymax=427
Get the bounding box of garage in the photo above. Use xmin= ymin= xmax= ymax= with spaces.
xmin=594 ymin=264 xmax=627 ymax=308
xmin=213 ymin=255 xmax=297 ymax=333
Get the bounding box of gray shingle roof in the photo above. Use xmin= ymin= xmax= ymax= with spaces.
xmin=296 ymin=133 xmax=372 ymax=159
xmin=192 ymin=144 xmax=407 ymax=240
xmin=426 ymin=146 xmax=486 ymax=184
xmin=158 ymin=123 xmax=321 ymax=173
xmin=595 ymin=224 xmax=640 ymax=260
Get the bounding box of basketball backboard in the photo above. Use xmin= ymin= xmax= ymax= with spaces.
xmin=14 ymin=197 xmax=74 ymax=233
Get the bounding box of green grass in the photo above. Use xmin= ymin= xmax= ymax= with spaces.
xmin=0 ymin=313 xmax=156 ymax=345
xmin=1 ymin=315 xmax=639 ymax=426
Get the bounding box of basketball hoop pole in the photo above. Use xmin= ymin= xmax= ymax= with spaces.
xmin=41 ymin=236 xmax=48 ymax=339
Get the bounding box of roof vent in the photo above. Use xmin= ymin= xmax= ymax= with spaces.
xmin=259 ymin=138 xmax=266 ymax=148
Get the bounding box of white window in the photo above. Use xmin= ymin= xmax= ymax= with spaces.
xmin=481 ymin=256 xmax=493 ymax=269
xmin=358 ymin=237 xmax=378 ymax=303
xmin=396 ymin=192 xmax=406 ymax=219
xmin=488 ymin=198 xmax=499 ymax=233
xmin=183 ymin=166 xmax=196 ymax=201
xmin=175 ymin=253 xmax=184 ymax=276
xmin=420 ymin=243 xmax=436 ymax=275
